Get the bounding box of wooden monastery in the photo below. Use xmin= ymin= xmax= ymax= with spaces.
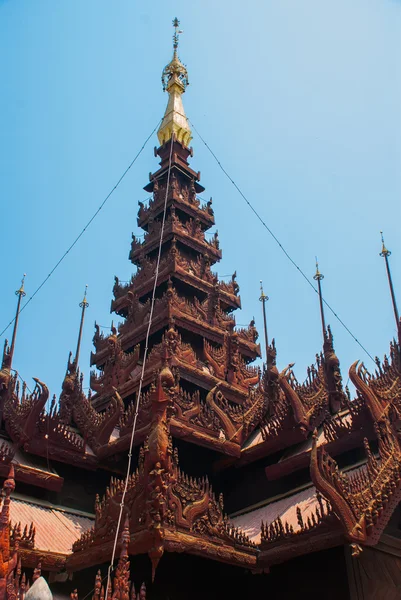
xmin=0 ymin=18 xmax=400 ymax=600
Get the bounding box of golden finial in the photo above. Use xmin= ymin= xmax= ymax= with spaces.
xmin=157 ymin=18 xmax=192 ymax=147
xmin=259 ymin=280 xmax=269 ymax=303
xmin=379 ymin=231 xmax=391 ymax=258
xmin=15 ymin=273 xmax=26 ymax=298
xmin=313 ymin=259 xmax=324 ymax=282
xmin=79 ymin=284 xmax=89 ymax=309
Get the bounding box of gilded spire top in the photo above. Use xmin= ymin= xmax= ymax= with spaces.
xmin=313 ymin=259 xmax=324 ymax=282
xmin=16 ymin=273 xmax=26 ymax=298
xmin=158 ymin=18 xmax=192 ymax=147
xmin=380 ymin=231 xmax=391 ymax=258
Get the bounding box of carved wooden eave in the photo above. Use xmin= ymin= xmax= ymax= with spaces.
xmin=258 ymin=491 xmax=343 ymax=568
xmin=111 ymin=255 xmax=241 ymax=316
xmin=96 ymin=371 xmax=266 ymax=461
xmin=68 ymin=368 xmax=258 ymax=575
xmin=310 ymin=419 xmax=401 ymax=550
xmin=129 ymin=219 xmax=222 ymax=266
xmin=0 ymin=456 xmax=63 ymax=493
xmin=97 ymin=285 xmax=259 ymax=369
xmin=1 ymin=373 xmax=99 ymax=470
xmin=264 ymin=414 xmax=371 ymax=483
xmin=349 ymin=340 xmax=401 ymax=426
xmin=238 ymin=332 xmax=350 ymax=474
xmin=3 ymin=377 xmax=49 ymax=449
xmin=91 ymin=325 xmax=259 ymax=415
xmin=138 ymin=178 xmax=214 ymax=230
xmin=144 ymin=140 xmax=204 ymax=193
xmin=71 ymin=519 xmax=148 ymax=600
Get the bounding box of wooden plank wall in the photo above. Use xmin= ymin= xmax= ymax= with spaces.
xmin=346 ymin=538 xmax=401 ymax=600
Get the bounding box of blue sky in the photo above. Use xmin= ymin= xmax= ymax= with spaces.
xmin=0 ymin=0 xmax=400 ymax=398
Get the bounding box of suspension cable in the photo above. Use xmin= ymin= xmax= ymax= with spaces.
xmin=104 ymin=133 xmax=175 ymax=598
xmin=0 ymin=119 xmax=161 ymax=340
xmin=190 ymin=120 xmax=376 ymax=365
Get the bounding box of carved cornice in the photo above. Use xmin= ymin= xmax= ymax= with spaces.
xmin=129 ymin=218 xmax=222 ymax=266
xmin=138 ymin=174 xmax=214 ymax=229
xmin=111 ymin=255 xmax=240 ymax=318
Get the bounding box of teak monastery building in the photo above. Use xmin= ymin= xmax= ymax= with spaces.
xmin=0 ymin=19 xmax=400 ymax=600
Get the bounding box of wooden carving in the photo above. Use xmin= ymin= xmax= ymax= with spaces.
xmin=0 ymin=467 xmax=18 ymax=600
xmin=90 ymin=331 xmax=140 ymax=396
xmin=203 ymin=333 xmax=260 ymax=391
xmin=71 ymin=367 xmax=257 ymax=575
xmin=349 ymin=340 xmax=401 ymax=426
xmin=3 ymin=377 xmax=49 ymax=449
xmin=310 ymin=419 xmax=401 ymax=547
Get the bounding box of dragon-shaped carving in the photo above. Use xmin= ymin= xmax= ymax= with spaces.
xmin=349 ymin=339 xmax=401 ymax=426
xmin=4 ymin=377 xmax=49 ymax=449
xmin=310 ymin=419 xmax=401 ymax=547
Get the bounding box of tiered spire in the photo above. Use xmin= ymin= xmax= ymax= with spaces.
xmin=157 ymin=18 xmax=192 ymax=147
xmin=90 ymin=18 xmax=262 ymax=457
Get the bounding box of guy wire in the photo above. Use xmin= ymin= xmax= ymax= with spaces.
xmin=104 ymin=133 xmax=175 ymax=598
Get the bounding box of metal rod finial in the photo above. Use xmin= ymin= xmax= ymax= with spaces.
xmin=313 ymin=258 xmax=324 ymax=282
xmin=79 ymin=285 xmax=89 ymax=309
xmin=380 ymin=231 xmax=391 ymax=258
xmin=259 ymin=280 xmax=269 ymax=303
xmin=15 ymin=273 xmax=26 ymax=298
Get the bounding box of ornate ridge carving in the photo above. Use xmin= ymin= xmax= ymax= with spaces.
xmin=112 ymin=250 xmax=239 ymax=311
xmin=273 ymin=329 xmax=346 ymax=433
xmin=5 ymin=559 xmax=42 ymax=600
xmin=10 ymin=522 xmax=35 ymax=551
xmin=90 ymin=331 xmax=140 ymax=397
xmin=138 ymin=175 xmax=214 ymax=227
xmin=349 ymin=339 xmax=401 ymax=425
xmin=203 ymin=334 xmax=260 ymax=391
xmin=71 ymin=517 xmax=147 ymax=600
xmin=129 ymin=217 xmax=222 ymax=265
xmin=118 ymin=375 xmax=266 ymax=450
xmin=260 ymin=490 xmax=336 ymax=547
xmin=3 ymin=377 xmax=49 ymax=448
xmin=58 ymin=353 xmax=124 ymax=453
xmin=72 ymin=368 xmax=257 ymax=576
xmin=310 ymin=420 xmax=401 ymax=547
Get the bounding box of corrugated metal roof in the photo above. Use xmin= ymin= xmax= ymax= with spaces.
xmin=10 ymin=498 xmax=94 ymax=555
xmin=231 ymin=485 xmax=318 ymax=544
